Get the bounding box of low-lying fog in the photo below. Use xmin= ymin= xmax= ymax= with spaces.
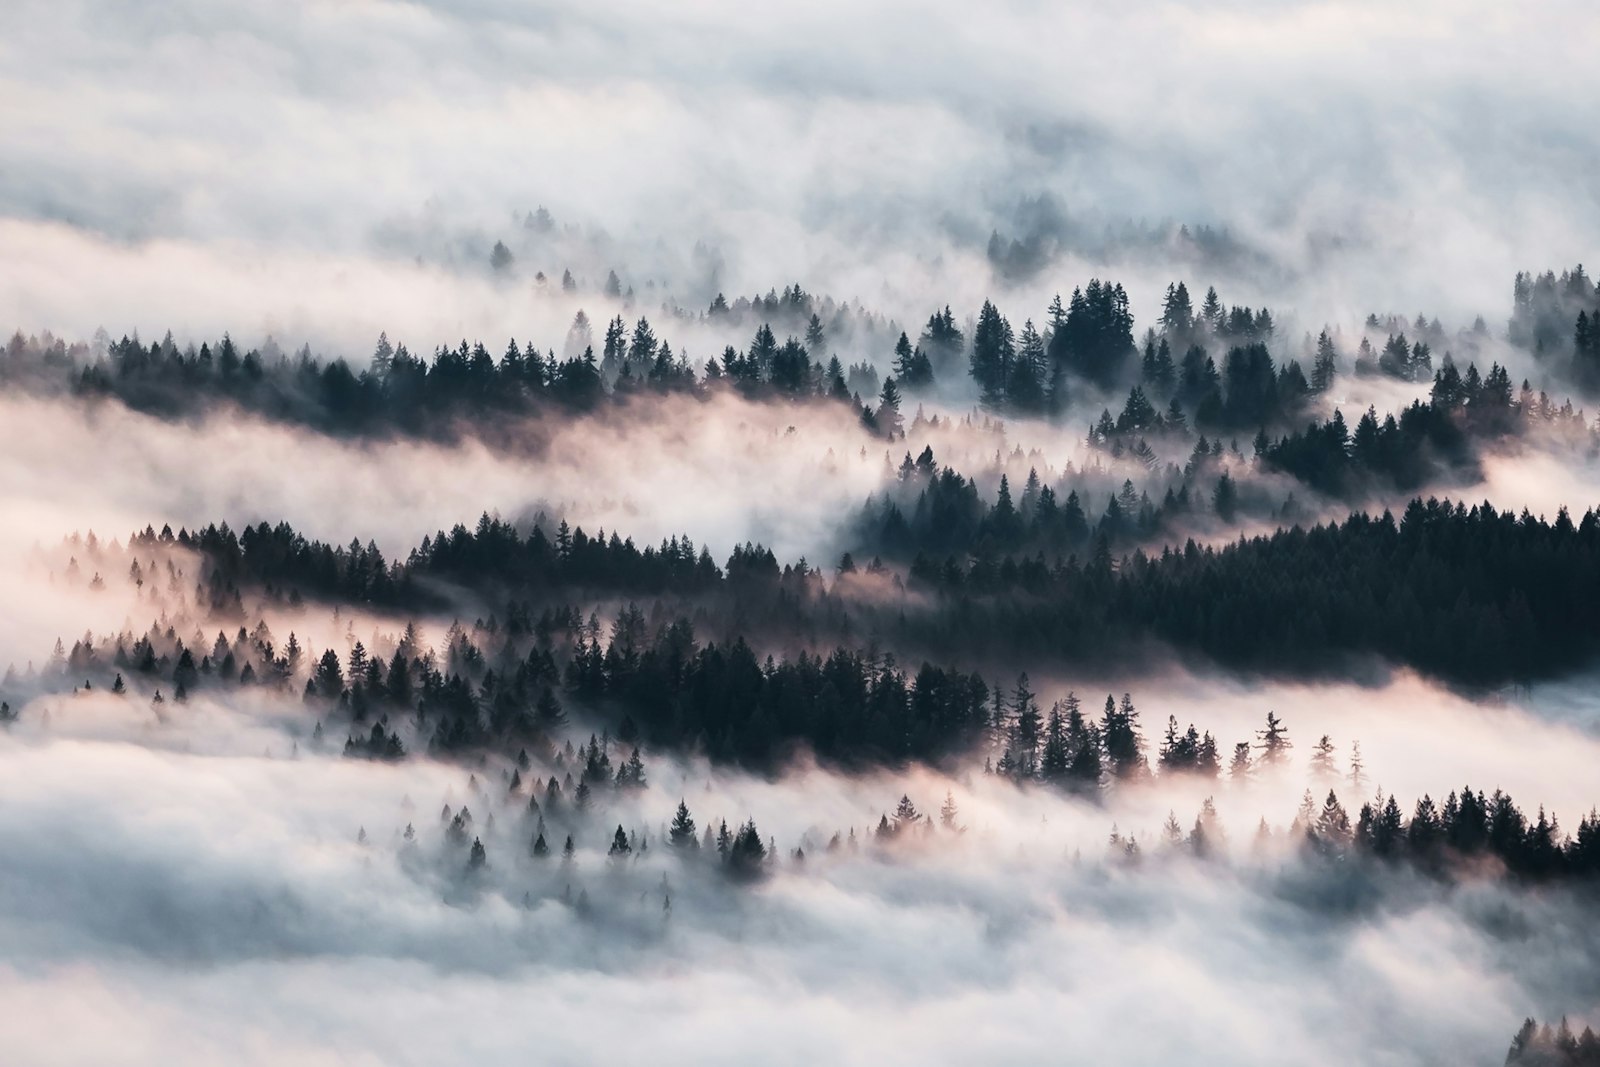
xmin=1 ymin=670 xmax=1596 ymax=1066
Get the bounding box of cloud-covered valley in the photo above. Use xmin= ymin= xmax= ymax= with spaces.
xmin=6 ymin=0 xmax=1600 ymax=1063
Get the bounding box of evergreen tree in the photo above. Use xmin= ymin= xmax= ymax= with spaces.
xmin=1311 ymin=329 xmax=1338 ymax=392
xmin=670 ymin=800 xmax=699 ymax=848
xmin=489 ymin=242 xmax=514 ymax=275
xmin=728 ymin=818 xmax=767 ymax=877
xmin=877 ymin=377 xmax=904 ymax=438
xmin=314 ymin=648 xmax=344 ymax=698
xmin=1010 ymin=674 xmax=1041 ymax=777
xmin=1101 ymin=692 xmax=1146 ymax=779
xmin=1212 ymin=471 xmax=1238 ymax=521
xmin=1255 ymin=712 xmax=1292 ymax=768
xmin=1309 ymin=734 xmax=1338 ymax=782
xmin=1009 ymin=319 xmax=1047 ymax=412
xmin=1039 ymin=700 xmax=1070 ymax=783
xmin=970 ymin=301 xmax=1016 ymax=407
xmin=892 ymin=794 xmax=921 ymax=834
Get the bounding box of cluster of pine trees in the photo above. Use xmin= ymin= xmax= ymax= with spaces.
xmin=1 ymin=306 xmax=912 ymax=441
xmin=980 ymin=688 xmax=1598 ymax=882
xmin=896 ymin=497 xmax=1600 ymax=685
xmin=876 ymin=348 xmax=1591 ymax=579
xmin=961 ymin=280 xmax=1302 ymax=418
xmin=95 ymin=485 xmax=1600 ymax=695
xmin=23 ymin=544 xmax=994 ymax=769
xmin=14 ymin=589 xmax=1600 ymax=896
xmin=1506 ymin=1019 xmax=1600 ymax=1066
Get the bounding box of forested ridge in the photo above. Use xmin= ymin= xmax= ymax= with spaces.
xmin=113 ymin=492 xmax=1600 ymax=690
xmin=7 ymin=265 xmax=1595 ymax=449
xmin=10 ymin=267 xmax=1599 ymax=604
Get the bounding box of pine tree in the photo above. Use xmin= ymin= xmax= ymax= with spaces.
xmin=670 ymin=800 xmax=699 ymax=848
xmin=490 ymin=241 xmax=514 ymax=275
xmin=1064 ymin=696 xmax=1101 ymax=792
xmin=970 ymin=300 xmax=1015 ymax=407
xmin=1314 ymin=791 xmax=1351 ymax=854
xmin=804 ymin=313 xmax=826 ymax=355
xmin=1311 ymin=329 xmax=1338 ymax=392
xmin=1039 ymin=701 xmax=1070 ymax=783
xmin=1010 ymin=674 xmax=1041 ymax=776
xmin=728 ymin=818 xmax=767 ymax=877
xmin=1309 ymin=734 xmax=1338 ymax=782
xmin=1101 ymin=692 xmax=1146 ymax=779
xmin=892 ymin=794 xmax=921 ymax=834
xmin=1212 ymin=471 xmax=1238 ymax=521
xmin=1161 ymin=281 xmax=1194 ymax=337
xmin=877 ymin=377 xmax=904 ymax=438
xmin=1255 ymin=712 xmax=1292 ymax=768
xmin=1009 ymin=319 xmax=1046 ymax=412
xmin=892 ymin=332 xmax=913 ymax=379
xmin=1196 ymin=286 xmax=1221 ymax=333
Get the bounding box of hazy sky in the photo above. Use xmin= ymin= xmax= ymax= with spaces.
xmin=4 ymin=0 xmax=1599 ymax=351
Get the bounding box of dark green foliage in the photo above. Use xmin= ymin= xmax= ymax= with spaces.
xmin=897 ymin=498 xmax=1600 ymax=687
xmin=969 ymin=301 xmax=1015 ymax=408
xmin=1051 ymin=279 xmax=1135 ymax=389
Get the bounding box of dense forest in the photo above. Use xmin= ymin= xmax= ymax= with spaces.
xmin=80 ymin=489 xmax=1600 ymax=693
xmin=4 ymin=494 xmax=1598 ymax=797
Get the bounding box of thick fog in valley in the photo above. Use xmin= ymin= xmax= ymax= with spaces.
xmin=4 ymin=1 xmax=1600 ymax=1065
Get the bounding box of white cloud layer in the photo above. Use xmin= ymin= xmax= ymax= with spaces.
xmin=0 ymin=682 xmax=1597 ymax=1066
xmin=5 ymin=0 xmax=1599 ymax=348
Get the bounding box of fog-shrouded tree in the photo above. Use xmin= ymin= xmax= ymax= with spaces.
xmin=670 ymin=800 xmax=699 ymax=849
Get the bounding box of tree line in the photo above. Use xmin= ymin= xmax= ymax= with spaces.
xmin=98 ymin=486 xmax=1600 ymax=693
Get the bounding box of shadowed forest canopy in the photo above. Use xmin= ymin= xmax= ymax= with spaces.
xmin=137 ymin=494 xmax=1600 ymax=690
